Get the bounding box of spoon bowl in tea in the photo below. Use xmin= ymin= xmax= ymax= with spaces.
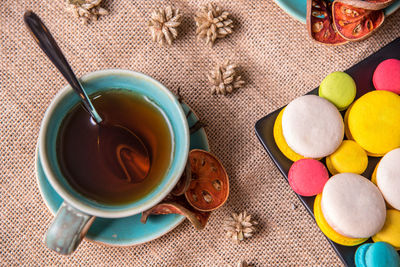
xmin=24 ymin=11 xmax=150 ymax=182
xmin=97 ymin=121 xmax=150 ymax=183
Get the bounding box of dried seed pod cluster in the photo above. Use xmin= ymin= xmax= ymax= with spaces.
xmin=194 ymin=3 xmax=234 ymax=46
xmin=307 ymin=0 xmax=391 ymax=45
xmin=148 ymin=3 xmax=234 ymax=47
xmin=237 ymin=260 xmax=250 ymax=267
xmin=146 ymin=5 xmax=245 ymax=94
xmin=224 ymin=211 xmax=258 ymax=243
xmin=148 ymin=6 xmax=183 ymax=46
xmin=64 ymin=0 xmax=108 ymax=25
xmin=208 ymin=60 xmax=245 ymax=95
xmin=141 ymin=149 xmax=230 ymax=230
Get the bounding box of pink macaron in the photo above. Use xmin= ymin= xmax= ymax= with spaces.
xmin=288 ymin=159 xmax=329 ymax=196
xmin=373 ymin=59 xmax=400 ymax=94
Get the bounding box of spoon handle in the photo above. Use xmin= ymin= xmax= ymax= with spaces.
xmin=24 ymin=11 xmax=102 ymax=123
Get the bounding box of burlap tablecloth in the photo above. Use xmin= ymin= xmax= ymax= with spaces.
xmin=1 ymin=0 xmax=400 ymax=265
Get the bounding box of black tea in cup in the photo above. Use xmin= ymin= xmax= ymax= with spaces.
xmin=57 ymin=89 xmax=174 ymax=205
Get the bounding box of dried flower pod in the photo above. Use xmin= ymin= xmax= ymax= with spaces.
xmin=171 ymin=160 xmax=192 ymax=196
xmin=307 ymin=0 xmax=348 ymax=45
xmin=237 ymin=260 xmax=250 ymax=267
xmin=64 ymin=0 xmax=108 ymax=25
xmin=208 ymin=60 xmax=245 ymax=95
xmin=194 ymin=3 xmax=233 ymax=46
xmin=141 ymin=202 xmax=210 ymax=230
xmin=185 ymin=149 xmax=229 ymax=212
xmin=332 ymin=1 xmax=384 ymax=41
xmin=224 ymin=211 xmax=258 ymax=244
xmin=148 ymin=6 xmax=182 ymax=46
xmin=336 ymin=0 xmax=395 ymax=10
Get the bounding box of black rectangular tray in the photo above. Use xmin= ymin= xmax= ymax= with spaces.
xmin=255 ymin=37 xmax=400 ymax=267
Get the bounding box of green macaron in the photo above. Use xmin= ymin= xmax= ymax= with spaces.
xmin=319 ymin=71 xmax=357 ymax=111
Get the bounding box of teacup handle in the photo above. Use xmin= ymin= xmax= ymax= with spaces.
xmin=45 ymin=202 xmax=95 ymax=255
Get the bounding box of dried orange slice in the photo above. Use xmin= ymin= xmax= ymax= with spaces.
xmin=171 ymin=160 xmax=192 ymax=196
xmin=307 ymin=0 xmax=348 ymax=45
xmin=336 ymin=0 xmax=395 ymax=10
xmin=185 ymin=149 xmax=229 ymax=212
xmin=140 ymin=202 xmax=210 ymax=230
xmin=332 ymin=1 xmax=384 ymax=41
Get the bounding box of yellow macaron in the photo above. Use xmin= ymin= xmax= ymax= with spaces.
xmin=347 ymin=91 xmax=400 ymax=156
xmin=313 ymin=194 xmax=368 ymax=246
xmin=326 ymin=140 xmax=368 ymax=175
xmin=344 ymin=103 xmax=354 ymax=141
xmin=273 ymin=108 xmax=304 ymax=162
xmin=372 ymin=209 xmax=400 ymax=250
xmin=344 ymin=104 xmax=382 ymax=156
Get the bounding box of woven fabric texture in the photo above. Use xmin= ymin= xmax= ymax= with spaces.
xmin=1 ymin=0 xmax=400 ymax=266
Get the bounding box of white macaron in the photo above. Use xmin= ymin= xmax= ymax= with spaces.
xmin=321 ymin=173 xmax=386 ymax=239
xmin=376 ymin=148 xmax=400 ymax=210
xmin=281 ymin=95 xmax=344 ymax=158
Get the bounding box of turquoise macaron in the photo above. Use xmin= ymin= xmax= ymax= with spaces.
xmin=355 ymin=242 xmax=400 ymax=267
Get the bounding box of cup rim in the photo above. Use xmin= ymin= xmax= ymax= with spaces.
xmin=39 ymin=69 xmax=190 ymax=218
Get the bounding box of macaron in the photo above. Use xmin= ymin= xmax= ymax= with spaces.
xmin=355 ymin=243 xmax=372 ymax=267
xmin=372 ymin=161 xmax=395 ymax=209
xmin=376 ymin=148 xmax=400 ymax=210
xmin=355 ymin=242 xmax=400 ymax=267
xmin=321 ymin=173 xmax=386 ymax=238
xmin=344 ymin=103 xmax=354 ymax=140
xmin=326 ymin=140 xmax=368 ymax=175
xmin=319 ymin=71 xmax=357 ymax=111
xmin=347 ymin=90 xmax=400 ymax=156
xmin=282 ymin=95 xmax=344 ymax=158
xmin=273 ymin=108 xmax=305 ymax=162
xmin=372 ymin=209 xmax=400 ymax=249
xmin=314 ymin=194 xmax=368 ymax=246
xmin=345 ymin=104 xmax=381 ymax=157
xmin=373 ymin=59 xmax=400 ymax=94
xmin=288 ymin=159 xmax=329 ymax=196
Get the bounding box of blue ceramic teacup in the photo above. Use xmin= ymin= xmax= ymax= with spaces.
xmin=39 ymin=70 xmax=189 ymax=254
